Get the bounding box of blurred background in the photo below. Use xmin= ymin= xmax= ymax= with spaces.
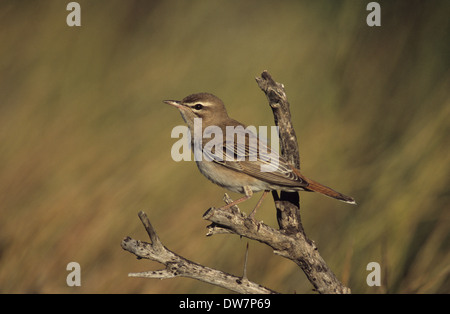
xmin=0 ymin=0 xmax=449 ymax=294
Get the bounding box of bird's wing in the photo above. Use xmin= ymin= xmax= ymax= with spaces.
xmin=202 ymin=130 xmax=308 ymax=188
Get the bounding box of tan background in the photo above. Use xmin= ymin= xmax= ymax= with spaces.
xmin=0 ymin=0 xmax=449 ymax=293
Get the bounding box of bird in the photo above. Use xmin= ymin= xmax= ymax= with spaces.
xmin=164 ymin=92 xmax=356 ymax=217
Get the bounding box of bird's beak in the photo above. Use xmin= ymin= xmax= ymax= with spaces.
xmin=163 ymin=100 xmax=182 ymax=108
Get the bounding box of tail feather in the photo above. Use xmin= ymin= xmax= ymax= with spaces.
xmin=305 ymin=178 xmax=356 ymax=205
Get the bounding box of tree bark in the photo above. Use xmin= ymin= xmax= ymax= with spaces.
xmin=122 ymin=211 xmax=278 ymax=294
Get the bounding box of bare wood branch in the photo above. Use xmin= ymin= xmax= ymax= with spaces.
xmin=253 ymin=70 xmax=349 ymax=293
xmin=203 ymin=204 xmax=350 ymax=294
xmin=121 ymin=211 xmax=278 ymax=294
xmin=256 ymin=71 xmax=303 ymax=234
xmin=138 ymin=211 xmax=162 ymax=248
xmin=255 ymin=71 xmax=300 ymax=169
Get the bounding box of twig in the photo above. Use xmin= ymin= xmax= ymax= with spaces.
xmin=255 ymin=70 xmax=303 ymax=234
xmin=203 ymin=204 xmax=350 ymax=294
xmin=242 ymin=242 xmax=249 ymax=280
xmin=121 ymin=211 xmax=278 ymax=294
xmin=257 ymin=71 xmax=350 ymax=293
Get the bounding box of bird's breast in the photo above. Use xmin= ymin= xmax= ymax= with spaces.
xmin=195 ymin=160 xmax=268 ymax=194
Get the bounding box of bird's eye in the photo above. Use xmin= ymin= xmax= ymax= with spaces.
xmin=193 ymin=104 xmax=203 ymax=110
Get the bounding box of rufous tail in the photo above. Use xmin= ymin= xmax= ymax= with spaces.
xmin=305 ymin=178 xmax=356 ymax=204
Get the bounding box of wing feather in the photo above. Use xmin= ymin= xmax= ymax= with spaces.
xmin=202 ymin=131 xmax=307 ymax=188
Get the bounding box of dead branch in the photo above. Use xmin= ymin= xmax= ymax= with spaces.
xmin=204 ymin=198 xmax=350 ymax=294
xmin=253 ymin=70 xmax=350 ymax=293
xmin=121 ymin=211 xmax=278 ymax=294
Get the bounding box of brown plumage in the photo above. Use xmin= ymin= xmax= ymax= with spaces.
xmin=165 ymin=92 xmax=356 ymax=215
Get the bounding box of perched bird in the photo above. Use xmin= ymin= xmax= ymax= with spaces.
xmin=164 ymin=93 xmax=355 ymax=216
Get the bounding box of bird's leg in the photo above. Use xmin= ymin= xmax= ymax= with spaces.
xmin=219 ymin=186 xmax=253 ymax=211
xmin=248 ymin=190 xmax=269 ymax=220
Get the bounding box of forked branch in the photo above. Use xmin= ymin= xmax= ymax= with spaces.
xmin=121 ymin=211 xmax=278 ymax=294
